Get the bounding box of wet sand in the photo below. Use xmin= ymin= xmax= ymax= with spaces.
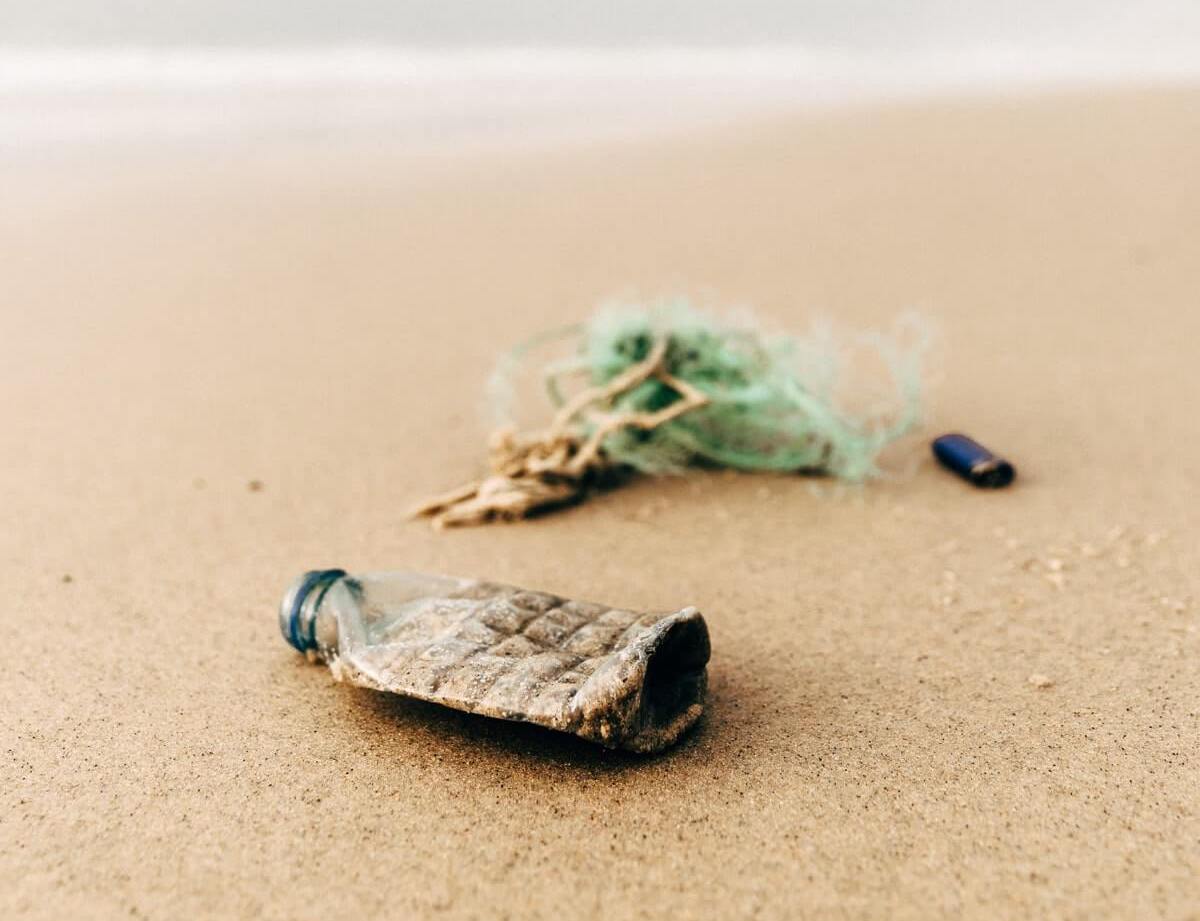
xmin=2 ymin=87 xmax=1199 ymax=919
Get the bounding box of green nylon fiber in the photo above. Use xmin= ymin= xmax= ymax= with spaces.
xmin=492 ymin=300 xmax=927 ymax=481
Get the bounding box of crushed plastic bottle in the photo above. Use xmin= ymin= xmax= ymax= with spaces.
xmin=279 ymin=569 xmax=710 ymax=753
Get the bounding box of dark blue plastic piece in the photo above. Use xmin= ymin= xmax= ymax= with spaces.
xmin=932 ymin=433 xmax=1015 ymax=488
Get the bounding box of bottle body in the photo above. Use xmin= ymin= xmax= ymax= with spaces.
xmin=280 ymin=569 xmax=710 ymax=753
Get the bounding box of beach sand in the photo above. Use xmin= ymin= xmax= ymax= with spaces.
xmin=2 ymin=88 xmax=1198 ymax=919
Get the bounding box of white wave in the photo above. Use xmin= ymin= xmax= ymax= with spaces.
xmin=1 ymin=45 xmax=1198 ymax=150
xmin=4 ymin=44 xmax=1200 ymax=92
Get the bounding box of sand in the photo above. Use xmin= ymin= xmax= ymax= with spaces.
xmin=2 ymin=88 xmax=1198 ymax=919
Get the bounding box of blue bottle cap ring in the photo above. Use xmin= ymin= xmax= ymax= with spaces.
xmin=279 ymin=569 xmax=347 ymax=652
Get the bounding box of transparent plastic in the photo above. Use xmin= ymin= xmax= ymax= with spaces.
xmin=279 ymin=569 xmax=710 ymax=753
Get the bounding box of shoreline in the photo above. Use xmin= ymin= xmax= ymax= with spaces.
xmin=3 ymin=44 xmax=1200 ymax=154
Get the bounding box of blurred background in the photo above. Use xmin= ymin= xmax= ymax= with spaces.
xmin=4 ymin=1 xmax=1200 ymax=152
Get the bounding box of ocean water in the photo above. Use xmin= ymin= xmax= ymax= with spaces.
xmin=4 ymin=1 xmax=1200 ymax=50
xmin=2 ymin=1 xmax=1199 ymax=150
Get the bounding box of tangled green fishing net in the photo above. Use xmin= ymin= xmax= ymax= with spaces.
xmin=489 ymin=301 xmax=929 ymax=481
